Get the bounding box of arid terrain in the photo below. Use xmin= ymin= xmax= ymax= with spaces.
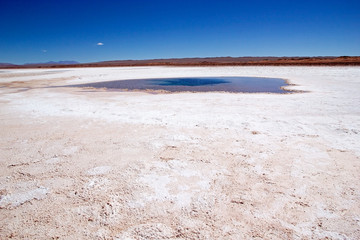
xmin=1 ymin=56 xmax=360 ymax=69
xmin=0 ymin=66 xmax=359 ymax=239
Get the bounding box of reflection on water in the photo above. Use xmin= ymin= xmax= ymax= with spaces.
xmin=68 ymin=77 xmax=291 ymax=93
xmin=153 ymin=78 xmax=230 ymax=86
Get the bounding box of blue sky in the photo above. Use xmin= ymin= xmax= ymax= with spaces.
xmin=0 ymin=0 xmax=359 ymax=64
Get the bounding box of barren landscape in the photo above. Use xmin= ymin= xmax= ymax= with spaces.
xmin=0 ymin=66 xmax=360 ymax=239
xmin=1 ymin=56 xmax=360 ymax=69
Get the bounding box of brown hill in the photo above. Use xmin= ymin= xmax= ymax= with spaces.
xmin=1 ymin=56 xmax=360 ymax=69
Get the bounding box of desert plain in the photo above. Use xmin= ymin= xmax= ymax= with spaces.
xmin=0 ymin=66 xmax=359 ymax=239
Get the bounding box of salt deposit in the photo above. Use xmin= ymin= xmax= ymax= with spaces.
xmin=0 ymin=66 xmax=359 ymax=239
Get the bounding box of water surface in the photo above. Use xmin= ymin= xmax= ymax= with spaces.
xmin=69 ymin=77 xmax=291 ymax=93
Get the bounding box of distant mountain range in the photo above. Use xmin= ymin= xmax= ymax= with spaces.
xmin=0 ymin=61 xmax=79 ymax=67
xmin=24 ymin=61 xmax=79 ymax=65
xmin=1 ymin=57 xmax=360 ymax=68
xmin=0 ymin=63 xmax=16 ymax=67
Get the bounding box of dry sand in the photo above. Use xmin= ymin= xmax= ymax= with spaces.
xmin=0 ymin=66 xmax=359 ymax=239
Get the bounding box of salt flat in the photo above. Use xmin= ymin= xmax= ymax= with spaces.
xmin=0 ymin=66 xmax=359 ymax=239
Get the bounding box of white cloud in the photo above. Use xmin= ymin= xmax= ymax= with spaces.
xmin=42 ymin=49 xmax=47 ymax=53
xmin=97 ymin=42 xmax=104 ymax=46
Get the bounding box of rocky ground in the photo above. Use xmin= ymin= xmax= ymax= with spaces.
xmin=0 ymin=66 xmax=359 ymax=239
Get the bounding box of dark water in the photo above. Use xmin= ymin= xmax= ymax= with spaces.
xmin=68 ymin=77 xmax=291 ymax=93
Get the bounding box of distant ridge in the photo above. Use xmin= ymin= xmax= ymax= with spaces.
xmin=1 ymin=56 xmax=359 ymax=68
xmin=0 ymin=63 xmax=16 ymax=67
xmin=24 ymin=61 xmax=79 ymax=65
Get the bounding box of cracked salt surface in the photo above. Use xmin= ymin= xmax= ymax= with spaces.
xmin=130 ymin=160 xmax=215 ymax=208
xmin=1 ymin=66 xmax=360 ymax=239
xmin=87 ymin=166 xmax=112 ymax=175
xmin=86 ymin=177 xmax=110 ymax=188
xmin=0 ymin=186 xmax=49 ymax=208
